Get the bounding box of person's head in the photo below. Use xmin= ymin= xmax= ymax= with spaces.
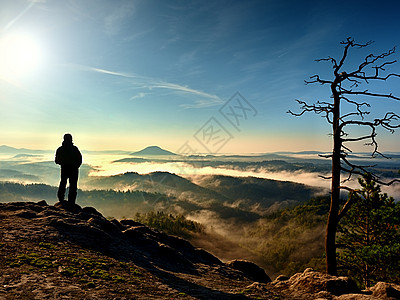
xmin=63 ymin=133 xmax=73 ymax=144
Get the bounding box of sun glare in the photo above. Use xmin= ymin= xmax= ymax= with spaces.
xmin=0 ymin=32 xmax=43 ymax=81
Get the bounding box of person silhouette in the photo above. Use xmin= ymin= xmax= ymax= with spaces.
xmin=55 ymin=133 xmax=82 ymax=205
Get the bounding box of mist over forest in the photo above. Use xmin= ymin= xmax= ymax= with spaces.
xmin=1 ymin=144 xmax=400 ymax=277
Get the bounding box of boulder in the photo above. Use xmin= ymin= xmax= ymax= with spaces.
xmin=274 ymin=268 xmax=359 ymax=296
xmin=226 ymin=259 xmax=271 ymax=283
xmin=81 ymin=206 xmax=103 ymax=217
xmin=37 ymin=200 xmax=48 ymax=206
xmin=54 ymin=201 xmax=81 ymax=213
xmin=275 ymin=275 xmax=290 ymax=281
xmin=369 ymin=282 xmax=400 ymax=299
xmin=191 ymin=248 xmax=223 ymax=265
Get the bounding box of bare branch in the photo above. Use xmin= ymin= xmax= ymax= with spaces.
xmin=342 ymin=134 xmax=375 ymax=143
xmin=351 ymin=46 xmax=396 ymax=75
xmin=340 ymin=96 xmax=370 ymax=120
xmin=305 ymin=75 xmax=333 ymax=85
xmin=341 ymin=155 xmax=376 ymax=170
xmin=340 ymin=37 xmax=374 ymax=49
xmin=338 ymin=190 xmax=359 ymax=220
xmin=335 ymin=38 xmax=353 ymax=75
xmin=349 ymin=72 xmax=400 ymax=82
xmin=376 ymin=178 xmax=400 ymax=186
xmin=377 ymin=112 xmax=400 ymax=132
xmin=341 ymin=144 xmax=353 ymax=154
xmin=288 ymin=99 xmax=334 ymax=124
xmin=315 ymin=56 xmax=338 ymax=68
xmin=340 ymin=89 xmax=400 ymax=101
xmin=338 ymin=186 xmax=357 ymax=193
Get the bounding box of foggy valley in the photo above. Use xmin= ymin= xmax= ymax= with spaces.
xmin=1 ymin=144 xmax=400 ymax=277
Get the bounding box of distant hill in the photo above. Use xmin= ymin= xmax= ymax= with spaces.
xmin=82 ymin=171 xmax=324 ymax=221
xmin=193 ymin=174 xmax=325 ymax=211
xmin=131 ymin=146 xmax=176 ymax=156
xmin=0 ymin=145 xmax=18 ymax=152
xmin=0 ymin=145 xmax=51 ymax=155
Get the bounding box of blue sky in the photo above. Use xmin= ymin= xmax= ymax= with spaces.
xmin=1 ymin=0 xmax=400 ymax=153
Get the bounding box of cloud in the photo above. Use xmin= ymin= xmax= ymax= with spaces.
xmin=129 ymin=92 xmax=147 ymax=101
xmin=104 ymin=1 xmax=136 ymax=36
xmin=88 ymin=67 xmax=134 ymax=78
xmin=5 ymin=1 xmax=37 ymax=31
xmin=151 ymin=82 xmax=224 ymax=108
xmin=90 ymin=157 xmax=330 ymax=191
xmin=75 ymin=64 xmax=224 ymax=108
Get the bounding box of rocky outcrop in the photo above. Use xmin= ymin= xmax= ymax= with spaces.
xmin=272 ymin=268 xmax=400 ymax=299
xmin=368 ymin=282 xmax=400 ymax=299
xmin=1 ymin=200 xmax=399 ymax=299
xmin=43 ymin=201 xmax=228 ymax=274
xmin=227 ymin=259 xmax=271 ymax=283
xmin=273 ymin=268 xmax=359 ymax=296
xmin=0 ymin=201 xmax=266 ymax=283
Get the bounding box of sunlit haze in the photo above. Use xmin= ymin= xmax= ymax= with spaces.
xmin=0 ymin=32 xmax=44 ymax=82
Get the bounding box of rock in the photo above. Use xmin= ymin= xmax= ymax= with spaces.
xmin=275 ymin=275 xmax=290 ymax=281
xmin=49 ymin=218 xmax=112 ymax=250
xmin=156 ymin=243 xmax=193 ymax=268
xmin=120 ymin=219 xmax=144 ymax=227
xmin=191 ymin=248 xmax=223 ymax=265
xmin=122 ymin=227 xmax=159 ymax=248
xmin=314 ymin=290 xmax=334 ymax=299
xmin=54 ymin=201 xmax=81 ymax=213
xmin=3 ymin=201 xmax=400 ymax=300
xmin=160 ymin=233 xmax=194 ymax=250
xmin=336 ymin=294 xmax=381 ymax=299
xmin=274 ymin=268 xmax=359 ymax=296
xmin=81 ymin=206 xmax=103 ymax=218
xmin=369 ymin=282 xmax=400 ymax=299
xmin=110 ymin=219 xmax=126 ymax=231
xmin=37 ymin=200 xmax=48 ymax=206
xmin=246 ymin=282 xmax=269 ymax=292
xmin=16 ymin=210 xmax=38 ymax=219
xmin=226 ymin=259 xmax=271 ymax=283
xmin=87 ymin=216 xmax=121 ymax=235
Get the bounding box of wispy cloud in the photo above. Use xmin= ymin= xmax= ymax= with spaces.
xmin=5 ymin=1 xmax=38 ymax=31
xmin=150 ymin=82 xmax=223 ymax=108
xmin=88 ymin=66 xmax=135 ymax=78
xmin=129 ymin=92 xmax=147 ymax=101
xmin=74 ymin=64 xmax=224 ymax=108
xmin=104 ymin=1 xmax=136 ymax=36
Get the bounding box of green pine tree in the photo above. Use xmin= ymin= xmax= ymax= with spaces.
xmin=337 ymin=174 xmax=400 ymax=288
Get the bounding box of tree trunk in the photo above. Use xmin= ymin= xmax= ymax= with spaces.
xmin=326 ymin=86 xmax=341 ymax=276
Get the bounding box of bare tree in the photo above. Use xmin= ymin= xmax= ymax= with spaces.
xmin=288 ymin=37 xmax=400 ymax=275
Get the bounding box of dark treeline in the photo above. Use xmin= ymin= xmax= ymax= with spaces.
xmin=133 ymin=211 xmax=204 ymax=239
xmin=0 ymin=182 xmax=173 ymax=218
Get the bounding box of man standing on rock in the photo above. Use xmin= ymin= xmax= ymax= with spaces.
xmin=55 ymin=133 xmax=82 ymax=206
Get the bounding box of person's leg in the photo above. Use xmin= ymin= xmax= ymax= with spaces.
xmin=57 ymin=168 xmax=68 ymax=201
xmin=68 ymin=168 xmax=79 ymax=205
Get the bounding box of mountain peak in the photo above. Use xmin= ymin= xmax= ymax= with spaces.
xmin=131 ymin=146 xmax=176 ymax=156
